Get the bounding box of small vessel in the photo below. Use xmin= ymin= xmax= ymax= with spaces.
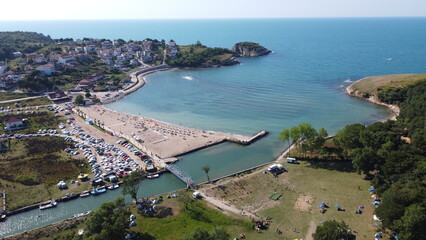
xmin=91 ymin=186 xmax=107 ymax=195
xmin=386 ymin=58 xmax=393 ymax=61
xmin=73 ymin=211 xmax=91 ymax=218
xmin=147 ymin=174 xmax=159 ymax=179
xmin=108 ymin=184 xmax=120 ymax=190
xmin=0 ymin=210 xmax=6 ymax=222
xmin=39 ymin=201 xmax=57 ymax=210
xmin=80 ymin=190 xmax=91 ymax=198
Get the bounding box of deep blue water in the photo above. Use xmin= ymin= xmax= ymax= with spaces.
xmin=1 ymin=18 xmax=426 ymax=237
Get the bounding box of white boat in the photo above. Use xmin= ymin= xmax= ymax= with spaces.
xmin=108 ymin=184 xmax=120 ymax=190
xmin=39 ymin=201 xmax=57 ymax=210
xmin=80 ymin=190 xmax=91 ymax=198
xmin=147 ymin=174 xmax=159 ymax=179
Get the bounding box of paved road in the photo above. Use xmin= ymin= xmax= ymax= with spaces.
xmin=0 ymin=96 xmax=46 ymax=104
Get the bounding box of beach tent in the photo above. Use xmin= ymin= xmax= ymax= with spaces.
xmin=372 ymin=194 xmax=379 ymax=198
xmin=375 ymin=233 xmax=382 ymax=238
xmin=335 ymin=205 xmax=341 ymax=208
xmin=130 ymin=221 xmax=137 ymax=227
xmin=130 ymin=214 xmax=136 ymax=220
xmin=125 ymin=233 xmax=133 ymax=239
xmin=318 ymin=205 xmax=324 ymax=208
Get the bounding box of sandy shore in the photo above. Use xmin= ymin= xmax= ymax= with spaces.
xmin=345 ymin=79 xmax=400 ymax=121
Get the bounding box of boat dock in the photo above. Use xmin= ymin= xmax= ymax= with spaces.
xmin=165 ymin=164 xmax=197 ymax=190
xmin=226 ymin=130 xmax=269 ymax=145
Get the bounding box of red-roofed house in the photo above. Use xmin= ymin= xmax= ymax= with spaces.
xmin=5 ymin=116 xmax=25 ymax=130
xmin=48 ymin=91 xmax=70 ymax=102
xmin=36 ymin=64 xmax=55 ymax=75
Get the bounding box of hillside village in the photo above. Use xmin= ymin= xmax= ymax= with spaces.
xmin=0 ymin=36 xmax=178 ymax=92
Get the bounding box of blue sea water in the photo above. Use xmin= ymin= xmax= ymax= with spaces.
xmin=1 ymin=18 xmax=426 ymax=237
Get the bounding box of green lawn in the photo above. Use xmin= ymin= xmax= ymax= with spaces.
xmin=0 ymin=110 xmax=63 ymax=135
xmin=349 ymin=74 xmax=426 ymax=96
xmin=203 ymin=161 xmax=378 ymax=240
xmin=0 ymin=137 xmax=92 ymax=210
xmin=0 ymin=96 xmax=52 ymax=109
xmin=0 ymin=92 xmax=33 ymax=101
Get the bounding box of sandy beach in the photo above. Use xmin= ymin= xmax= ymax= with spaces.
xmin=74 ymin=65 xmax=260 ymax=164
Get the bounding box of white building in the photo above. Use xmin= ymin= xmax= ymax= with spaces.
xmin=0 ymin=62 xmax=7 ymax=76
xmin=36 ymin=64 xmax=55 ymax=75
xmin=5 ymin=116 xmax=24 ymax=130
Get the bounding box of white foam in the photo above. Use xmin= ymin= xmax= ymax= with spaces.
xmin=182 ymin=76 xmax=194 ymax=81
xmin=343 ymin=79 xmax=353 ymax=83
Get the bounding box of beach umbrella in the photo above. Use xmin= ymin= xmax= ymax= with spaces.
xmin=372 ymin=194 xmax=379 ymax=198
xmin=335 ymin=205 xmax=341 ymax=208
xmin=375 ymin=233 xmax=382 ymax=238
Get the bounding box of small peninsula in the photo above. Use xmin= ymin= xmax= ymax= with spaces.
xmin=166 ymin=41 xmax=271 ymax=68
xmin=346 ymin=73 xmax=426 ymax=119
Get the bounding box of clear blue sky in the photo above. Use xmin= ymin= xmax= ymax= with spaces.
xmin=1 ymin=0 xmax=425 ymax=20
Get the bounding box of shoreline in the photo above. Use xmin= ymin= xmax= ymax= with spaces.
xmin=345 ymin=77 xmax=400 ymax=121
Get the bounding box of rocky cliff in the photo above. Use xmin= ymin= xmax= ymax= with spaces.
xmin=232 ymin=42 xmax=271 ymax=57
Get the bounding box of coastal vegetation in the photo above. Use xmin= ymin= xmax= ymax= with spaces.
xmin=0 ymin=136 xmax=91 ymax=210
xmin=166 ymin=41 xmax=236 ymax=68
xmin=19 ymin=191 xmax=253 ymax=240
xmin=0 ymin=31 xmax=53 ymax=61
xmin=121 ymin=171 xmax=146 ymax=202
xmin=279 ymin=123 xmax=328 ymax=158
xmin=166 ymin=41 xmax=271 ymax=68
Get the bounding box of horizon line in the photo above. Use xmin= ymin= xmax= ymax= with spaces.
xmin=1 ymin=16 xmax=426 ymax=21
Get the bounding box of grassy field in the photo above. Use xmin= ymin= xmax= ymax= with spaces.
xmin=31 ymin=191 xmax=254 ymax=240
xmin=202 ymin=161 xmax=378 ymax=240
xmin=349 ymin=74 xmax=426 ymax=96
xmin=0 ymin=110 xmax=64 ymax=135
xmin=0 ymin=96 xmax=52 ymax=109
xmin=0 ymin=137 xmax=92 ymax=210
xmin=0 ymin=92 xmax=33 ymax=101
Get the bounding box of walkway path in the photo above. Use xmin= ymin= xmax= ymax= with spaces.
xmin=0 ymin=95 xmax=45 ymax=104
xmin=198 ymin=191 xmax=258 ymax=220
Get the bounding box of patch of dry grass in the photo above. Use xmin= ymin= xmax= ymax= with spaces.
xmin=350 ymin=74 xmax=426 ymax=96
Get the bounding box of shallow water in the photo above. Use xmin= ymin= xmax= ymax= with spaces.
xmin=1 ymin=18 xmax=426 ymax=237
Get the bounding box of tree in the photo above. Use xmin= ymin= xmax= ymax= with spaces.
xmin=312 ymin=220 xmax=355 ymax=240
xmin=121 ymin=170 xmax=145 ymax=202
xmin=85 ymin=91 xmax=91 ymax=98
xmin=394 ymin=204 xmax=426 ymax=240
xmin=202 ymin=165 xmax=211 ymax=183
xmin=289 ymin=126 xmax=300 ymax=144
xmin=279 ymin=129 xmax=291 ymax=154
xmin=182 ymin=227 xmax=230 ymax=240
xmin=74 ymin=95 xmax=85 ymax=105
xmin=84 ymin=197 xmax=130 ymax=240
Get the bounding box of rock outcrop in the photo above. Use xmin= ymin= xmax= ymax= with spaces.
xmin=232 ymin=42 xmax=271 ymax=57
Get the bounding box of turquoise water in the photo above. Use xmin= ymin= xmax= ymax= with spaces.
xmin=1 ymin=18 xmax=426 ymax=237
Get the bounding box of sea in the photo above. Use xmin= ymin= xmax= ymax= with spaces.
xmin=1 ymin=18 xmax=426 ymax=237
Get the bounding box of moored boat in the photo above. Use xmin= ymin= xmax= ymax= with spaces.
xmin=108 ymin=184 xmax=120 ymax=190
xmin=91 ymin=186 xmax=107 ymax=195
xmin=39 ymin=201 xmax=57 ymax=210
xmin=147 ymin=174 xmax=159 ymax=179
xmin=80 ymin=190 xmax=91 ymax=198
xmin=0 ymin=210 xmax=6 ymax=222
